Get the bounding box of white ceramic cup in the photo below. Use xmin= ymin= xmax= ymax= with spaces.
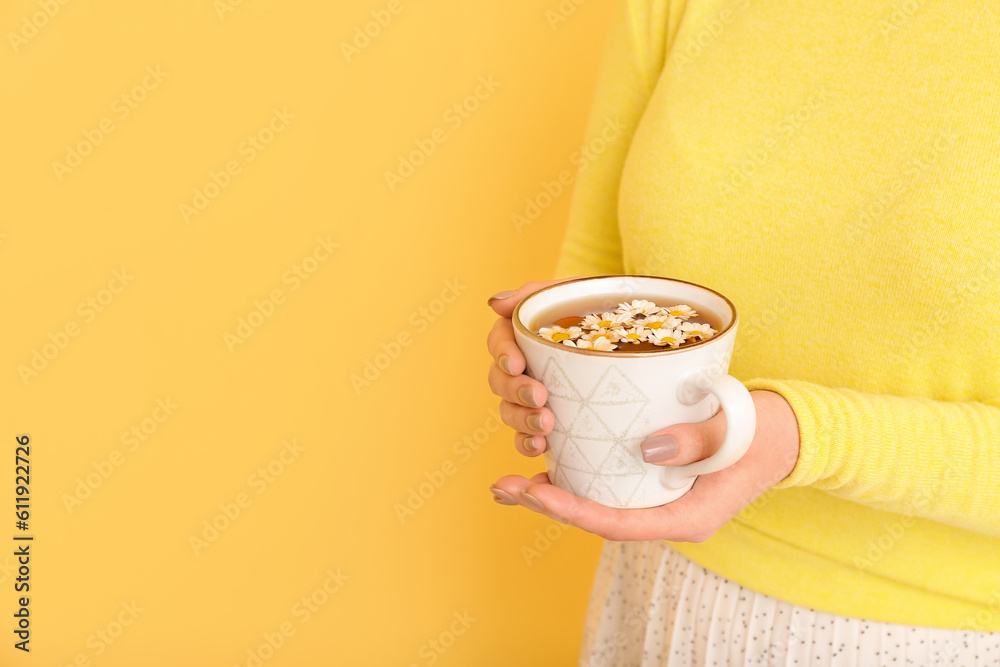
xmin=511 ymin=275 xmax=756 ymax=509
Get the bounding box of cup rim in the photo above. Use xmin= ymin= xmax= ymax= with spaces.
xmin=511 ymin=274 xmax=739 ymax=357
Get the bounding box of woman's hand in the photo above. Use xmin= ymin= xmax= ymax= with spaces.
xmin=485 ymin=281 xmax=802 ymax=543
xmin=486 ymin=279 xmax=581 ymax=456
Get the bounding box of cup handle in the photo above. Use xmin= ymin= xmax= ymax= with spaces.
xmin=660 ymin=374 xmax=756 ymax=489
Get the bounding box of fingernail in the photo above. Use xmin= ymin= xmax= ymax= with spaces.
xmin=641 ymin=434 xmax=678 ymax=463
xmin=487 ymin=289 xmax=516 ymax=305
xmin=518 ymin=385 xmax=539 ymax=407
xmin=498 ymin=355 xmax=513 ymax=375
xmin=490 ymin=485 xmax=518 ymax=505
xmin=522 ymin=491 xmax=545 ymax=512
xmin=526 ymin=414 xmax=543 ymax=432
xmin=522 ymin=435 xmax=537 ymax=452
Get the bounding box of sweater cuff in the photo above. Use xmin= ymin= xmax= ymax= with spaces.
xmin=743 ymin=378 xmax=828 ymax=490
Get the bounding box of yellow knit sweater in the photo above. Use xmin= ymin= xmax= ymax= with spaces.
xmin=552 ymin=0 xmax=1000 ymax=630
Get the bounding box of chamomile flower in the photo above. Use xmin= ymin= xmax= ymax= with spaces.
xmin=640 ymin=314 xmax=682 ymax=330
xmin=616 ymin=299 xmax=662 ymax=320
xmin=538 ymin=325 xmax=583 ymax=343
xmin=619 ymin=326 xmax=651 ymax=344
xmin=564 ymin=336 xmax=618 ymax=351
xmin=580 ymin=311 xmax=630 ymax=331
xmin=678 ymin=321 xmax=716 ymax=340
xmin=582 ymin=328 xmax=624 ymax=344
xmin=617 ymin=299 xmax=662 ymax=318
xmin=650 ymin=328 xmax=688 ymax=348
xmin=662 ymin=304 xmax=698 ymax=319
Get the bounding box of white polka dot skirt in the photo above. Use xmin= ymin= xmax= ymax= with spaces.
xmin=578 ymin=540 xmax=1000 ymax=666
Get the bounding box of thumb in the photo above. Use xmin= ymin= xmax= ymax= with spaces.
xmin=639 ymin=410 xmax=727 ymax=466
xmin=486 ymin=277 xmax=584 ymax=318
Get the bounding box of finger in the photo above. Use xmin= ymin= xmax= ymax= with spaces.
xmin=489 ymin=474 xmax=534 ymax=506
xmin=498 ymin=400 xmax=554 ymax=436
xmin=490 ymin=471 xmax=714 ymax=539
xmin=639 ymin=409 xmax=727 ymax=466
xmin=486 ymin=318 xmax=525 ymax=376
xmin=489 ymin=476 xmax=659 ymax=538
xmin=515 ymin=432 xmax=547 ymax=457
xmin=489 ymin=483 xmax=519 ymax=505
xmin=486 ymin=277 xmax=585 ymax=319
xmin=490 ymin=472 xmax=574 ymax=523
xmin=491 ymin=471 xmax=552 ymax=503
xmin=487 ymin=363 xmax=548 ymax=408
xmin=516 ymin=478 xmax=722 ymax=542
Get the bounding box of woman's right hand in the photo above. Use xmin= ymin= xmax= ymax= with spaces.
xmin=485 ymin=278 xmax=581 ymax=462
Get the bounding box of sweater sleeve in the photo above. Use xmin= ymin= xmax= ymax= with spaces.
xmin=552 ymin=0 xmax=675 ymax=279
xmin=746 ymin=378 xmax=1000 ymax=538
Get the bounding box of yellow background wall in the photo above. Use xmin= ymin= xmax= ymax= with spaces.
xmin=2 ymin=0 xmax=614 ymax=664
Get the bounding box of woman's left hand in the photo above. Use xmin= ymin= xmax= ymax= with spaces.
xmin=489 ymin=390 xmax=801 ymax=542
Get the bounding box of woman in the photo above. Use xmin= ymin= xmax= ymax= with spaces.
xmin=486 ymin=1 xmax=1000 ymax=664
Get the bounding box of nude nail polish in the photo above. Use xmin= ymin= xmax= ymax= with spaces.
xmin=641 ymin=434 xmax=678 ymax=463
